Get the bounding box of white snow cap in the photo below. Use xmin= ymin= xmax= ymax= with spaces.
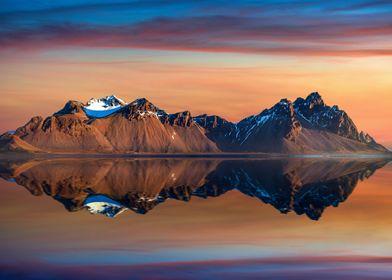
xmin=83 ymin=95 xmax=127 ymax=118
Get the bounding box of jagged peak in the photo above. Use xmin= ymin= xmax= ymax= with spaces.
xmin=171 ymin=110 xmax=191 ymax=116
xmin=331 ymin=105 xmax=340 ymax=111
xmin=305 ymin=91 xmax=324 ymax=106
xmin=55 ymin=100 xmax=85 ymax=116
xmin=263 ymin=98 xmax=295 ymax=116
xmin=86 ymin=94 xmax=126 ymax=107
xmin=292 ymin=93 xmax=373 ymax=144
xmin=238 ymin=98 xmax=295 ymax=126
xmin=129 ymin=97 xmax=159 ymax=109
xmin=270 ymin=98 xmax=293 ymax=109
xmin=130 ymin=97 xmax=152 ymax=106
xmin=294 ymin=92 xmax=324 ymax=109
xmin=278 ymin=98 xmax=292 ymax=105
xmin=166 ymin=110 xmax=193 ymax=127
xmin=306 ymin=91 xmax=322 ymax=100
xmin=235 ymin=97 xmax=301 ymax=143
xmin=123 ymin=97 xmax=167 ymax=119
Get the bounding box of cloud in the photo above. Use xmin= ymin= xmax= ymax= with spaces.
xmin=332 ymin=0 xmax=392 ymax=11
xmin=0 ymin=0 xmax=194 ymax=19
xmin=0 ymin=15 xmax=391 ymax=57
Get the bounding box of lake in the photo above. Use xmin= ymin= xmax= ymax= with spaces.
xmin=0 ymin=157 xmax=391 ymax=279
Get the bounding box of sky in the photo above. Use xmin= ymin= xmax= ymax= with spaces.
xmin=0 ymin=0 xmax=391 ymax=147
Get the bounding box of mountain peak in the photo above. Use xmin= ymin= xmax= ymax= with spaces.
xmin=55 ymin=100 xmax=85 ymax=116
xmin=124 ymin=98 xmax=167 ymax=119
xmin=83 ymin=95 xmax=126 ymax=118
xmin=305 ymin=91 xmax=324 ymax=106
xmin=86 ymin=95 xmax=126 ymax=107
xmin=166 ymin=111 xmax=193 ymax=127
xmin=293 ymin=92 xmax=365 ymax=142
xmin=130 ymin=97 xmax=159 ymax=107
xmin=132 ymin=97 xmax=148 ymax=105
xmin=270 ymin=98 xmax=295 ymax=116
xmin=279 ymin=98 xmax=291 ymax=104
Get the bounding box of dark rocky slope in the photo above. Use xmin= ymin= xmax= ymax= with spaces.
xmin=196 ymin=92 xmax=388 ymax=153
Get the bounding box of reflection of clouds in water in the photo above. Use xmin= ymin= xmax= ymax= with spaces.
xmin=0 ymin=162 xmax=391 ymax=280
xmin=2 ymin=255 xmax=392 ymax=280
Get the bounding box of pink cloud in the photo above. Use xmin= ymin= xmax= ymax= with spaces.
xmin=1 ymin=16 xmax=391 ymax=57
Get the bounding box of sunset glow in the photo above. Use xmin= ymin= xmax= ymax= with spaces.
xmin=0 ymin=1 xmax=391 ymax=147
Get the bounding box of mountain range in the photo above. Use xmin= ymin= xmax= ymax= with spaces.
xmin=0 ymin=92 xmax=388 ymax=154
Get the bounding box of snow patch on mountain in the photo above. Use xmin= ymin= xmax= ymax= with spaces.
xmin=136 ymin=110 xmax=160 ymax=118
xmin=240 ymin=115 xmax=271 ymax=145
xmin=83 ymin=95 xmax=126 ymax=118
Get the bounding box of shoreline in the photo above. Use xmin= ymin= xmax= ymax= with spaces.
xmin=0 ymin=151 xmax=391 ymax=160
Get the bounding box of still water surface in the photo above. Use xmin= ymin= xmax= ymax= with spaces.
xmin=0 ymin=157 xmax=391 ymax=279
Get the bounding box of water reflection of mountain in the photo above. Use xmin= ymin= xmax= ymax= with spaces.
xmin=0 ymin=158 xmax=389 ymax=220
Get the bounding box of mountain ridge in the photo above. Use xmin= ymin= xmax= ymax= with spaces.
xmin=0 ymin=92 xmax=389 ymax=154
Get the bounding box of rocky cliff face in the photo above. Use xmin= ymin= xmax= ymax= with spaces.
xmin=229 ymin=99 xmax=302 ymax=152
xmin=294 ymin=92 xmax=361 ymax=141
xmin=197 ymin=92 xmax=388 ymax=153
xmin=193 ymin=114 xmax=237 ymax=151
xmin=0 ymin=93 xmax=388 ymax=154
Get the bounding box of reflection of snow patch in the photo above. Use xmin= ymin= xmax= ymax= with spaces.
xmin=138 ymin=196 xmax=157 ymax=202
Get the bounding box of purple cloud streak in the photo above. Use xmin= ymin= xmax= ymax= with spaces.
xmin=0 ymin=15 xmax=391 ymax=57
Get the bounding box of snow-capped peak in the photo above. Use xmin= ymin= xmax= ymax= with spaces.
xmin=83 ymin=194 xmax=127 ymax=218
xmin=86 ymin=95 xmax=126 ymax=108
xmin=83 ymin=95 xmax=127 ymax=118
